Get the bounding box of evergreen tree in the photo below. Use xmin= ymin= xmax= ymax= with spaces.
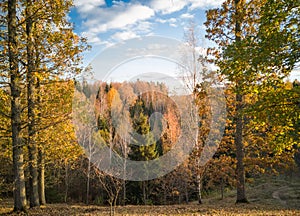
xmin=128 ymin=97 xmax=159 ymax=205
xmin=129 ymin=98 xmax=159 ymax=162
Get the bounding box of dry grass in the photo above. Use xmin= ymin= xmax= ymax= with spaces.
xmin=1 ymin=199 xmax=299 ymax=215
xmin=1 ymin=177 xmax=299 ymax=215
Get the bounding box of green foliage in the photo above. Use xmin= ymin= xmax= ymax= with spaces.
xmin=45 ymin=187 xmax=65 ymax=203
xmin=129 ymin=98 xmax=159 ymax=161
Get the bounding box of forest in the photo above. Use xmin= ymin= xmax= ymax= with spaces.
xmin=0 ymin=0 xmax=300 ymax=215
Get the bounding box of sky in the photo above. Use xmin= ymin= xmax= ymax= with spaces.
xmin=69 ymin=0 xmax=299 ymax=83
xmin=70 ymin=0 xmax=222 ymax=48
xmin=70 ymin=2 xmax=222 ymax=54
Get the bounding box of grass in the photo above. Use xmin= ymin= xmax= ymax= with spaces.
xmin=1 ymin=202 xmax=299 ymax=216
xmin=1 ymin=176 xmax=299 ymax=215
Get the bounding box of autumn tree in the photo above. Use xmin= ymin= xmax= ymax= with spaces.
xmin=1 ymin=0 xmax=87 ymax=210
xmin=205 ymin=0 xmax=254 ymax=203
xmin=179 ymin=21 xmax=217 ymax=204
xmin=6 ymin=0 xmax=28 ymax=210
xmin=205 ymin=0 xmax=299 ymax=203
xmin=24 ymin=1 xmax=86 ymax=205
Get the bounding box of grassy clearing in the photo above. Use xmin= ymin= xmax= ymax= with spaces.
xmin=1 ymin=176 xmax=299 ymax=215
xmin=1 ymin=201 xmax=300 ymax=216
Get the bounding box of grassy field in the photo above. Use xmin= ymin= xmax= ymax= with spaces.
xmin=1 ymin=201 xmax=299 ymax=216
xmin=1 ymin=177 xmax=299 ymax=215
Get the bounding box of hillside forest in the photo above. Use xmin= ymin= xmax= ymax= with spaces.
xmin=0 ymin=0 xmax=300 ymax=215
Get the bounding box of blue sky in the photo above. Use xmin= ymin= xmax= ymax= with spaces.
xmin=69 ymin=0 xmax=223 ymax=63
xmin=70 ymin=0 xmax=222 ymax=44
xmin=69 ymin=0 xmax=299 ymax=82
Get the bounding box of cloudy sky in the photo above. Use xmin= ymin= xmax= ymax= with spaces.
xmin=69 ymin=0 xmax=299 ymax=82
xmin=70 ymin=0 xmax=222 ymax=46
xmin=69 ymin=0 xmax=223 ymax=63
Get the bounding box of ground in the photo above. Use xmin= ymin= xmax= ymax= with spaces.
xmin=1 ymin=201 xmax=300 ymax=216
xmin=1 ymin=176 xmax=299 ymax=215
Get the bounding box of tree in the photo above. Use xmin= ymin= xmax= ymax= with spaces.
xmin=129 ymin=97 xmax=159 ymax=205
xmin=2 ymin=0 xmax=87 ymax=209
xmin=7 ymin=0 xmax=28 ymax=211
xmin=0 ymin=88 xmax=13 ymax=200
xmin=1 ymin=0 xmax=87 ymax=208
xmin=25 ymin=0 xmax=39 ymax=207
xmin=89 ymin=83 xmax=129 ymax=209
xmin=95 ymin=168 xmax=122 ymax=216
xmin=205 ymin=0 xmax=254 ymax=203
xmin=205 ymin=0 xmax=299 ymax=203
xmin=179 ymin=21 xmax=215 ymax=204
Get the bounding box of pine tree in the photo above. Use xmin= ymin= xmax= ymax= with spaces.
xmin=129 ymin=97 xmax=159 ymax=205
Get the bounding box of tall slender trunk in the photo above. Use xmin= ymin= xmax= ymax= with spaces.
xmin=122 ymin=139 xmax=127 ymax=205
xmin=221 ymin=178 xmax=224 ymax=200
xmin=184 ymin=181 xmax=189 ymax=203
xmin=37 ymin=79 xmax=46 ymax=205
xmin=197 ymin=173 xmax=202 ymax=204
xmin=109 ymin=203 xmax=113 ymax=216
xmin=26 ymin=0 xmax=39 ymax=207
xmin=38 ymin=147 xmax=46 ymax=205
xmin=142 ymin=181 xmax=146 ymax=205
xmin=86 ymin=156 xmax=91 ymax=204
xmin=86 ymin=131 xmax=92 ymax=205
xmin=234 ymin=0 xmax=247 ymax=203
xmin=235 ymin=93 xmax=247 ymax=203
xmin=8 ymin=0 xmax=27 ymax=211
xmin=64 ymin=161 xmax=69 ymax=203
xmin=123 ymin=179 xmax=126 ymax=205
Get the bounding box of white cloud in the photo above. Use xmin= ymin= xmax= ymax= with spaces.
xmin=81 ymin=31 xmax=100 ymax=43
xmin=112 ymin=31 xmax=139 ymax=41
xmin=74 ymin=0 xmax=105 ymax=14
xmin=107 ymin=5 xmax=154 ymax=31
xmin=168 ymin=18 xmax=178 ymax=27
xmin=84 ymin=4 xmax=154 ymax=34
xmin=149 ymin=0 xmax=224 ymax=14
xmin=74 ymin=0 xmax=225 ymax=44
xmin=133 ymin=21 xmax=153 ymax=34
xmin=156 ymin=18 xmax=167 ymax=24
xmin=75 ymin=2 xmax=154 ymax=44
xmin=180 ymin=13 xmax=194 ymax=19
xmin=155 ymin=18 xmax=178 ymax=27
xmin=189 ymin=0 xmax=223 ymax=10
xmin=150 ymin=0 xmax=187 ymax=14
xmin=168 ymin=18 xmax=177 ymax=23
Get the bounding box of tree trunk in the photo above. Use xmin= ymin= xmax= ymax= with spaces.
xmin=122 ymin=147 xmax=127 ymax=206
xmin=234 ymin=0 xmax=248 ymax=204
xmin=142 ymin=181 xmax=146 ymax=205
xmin=38 ymin=148 xmax=46 ymax=205
xmin=197 ymin=173 xmax=202 ymax=204
xmin=109 ymin=203 xmax=113 ymax=216
xmin=26 ymin=0 xmax=40 ymax=207
xmin=86 ymin=158 xmax=91 ymax=205
xmin=235 ymin=93 xmax=247 ymax=203
xmin=37 ymin=79 xmax=46 ymax=205
xmin=28 ymin=143 xmax=39 ymax=207
xmin=113 ymin=196 xmax=117 ymax=216
xmin=123 ymin=179 xmax=126 ymax=205
xmin=64 ymin=161 xmax=69 ymax=203
xmin=221 ymin=178 xmax=224 ymax=200
xmin=184 ymin=181 xmax=189 ymax=203
xmin=8 ymin=0 xmax=27 ymax=211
